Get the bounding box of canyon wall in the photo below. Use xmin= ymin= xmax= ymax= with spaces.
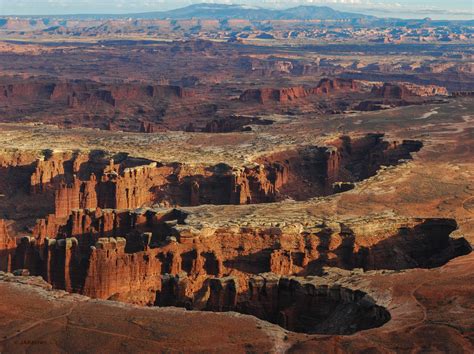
xmin=0 ymin=133 xmax=424 ymax=235
xmin=11 ymin=208 xmax=471 ymax=305
xmin=1 ymin=81 xmax=192 ymax=107
xmin=372 ymin=82 xmax=448 ymax=100
xmin=239 ymin=78 xmax=361 ymax=104
xmin=0 ymin=220 xmax=14 ymax=271
xmin=0 ymin=79 xmax=198 ymax=131
xmin=206 ymin=274 xmax=391 ymax=335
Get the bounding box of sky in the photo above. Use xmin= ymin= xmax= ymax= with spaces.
xmin=0 ymin=0 xmax=472 ymax=20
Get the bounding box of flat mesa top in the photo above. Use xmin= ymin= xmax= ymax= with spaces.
xmin=0 ymin=99 xmax=471 ymax=167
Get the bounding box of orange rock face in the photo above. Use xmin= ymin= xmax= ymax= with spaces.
xmin=239 ymin=86 xmax=309 ymax=104
xmin=239 ymin=78 xmax=361 ymax=104
xmin=373 ymin=82 xmax=448 ymax=100
xmin=1 ymin=252 xmax=473 ymax=352
xmin=0 ymin=81 xmax=190 ymax=106
xmin=312 ymin=78 xmax=360 ymax=95
xmin=0 ymin=220 xmax=15 ymax=271
xmin=0 ymin=79 xmax=196 ymax=131
xmin=11 ymin=203 xmax=471 ymax=307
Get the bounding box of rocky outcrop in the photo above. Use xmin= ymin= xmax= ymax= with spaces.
xmin=1 ymin=81 xmax=191 ymax=106
xmin=372 ymin=82 xmax=412 ymax=100
xmin=312 ymin=78 xmax=360 ymax=95
xmin=206 ymin=273 xmax=391 ymax=335
xmin=402 ymin=83 xmax=448 ymax=96
xmin=239 ymin=86 xmax=309 ymax=104
xmin=0 ymin=79 xmax=195 ymax=131
xmin=54 ymin=176 xmax=97 ymax=218
xmin=0 ymin=220 xmax=15 ymax=271
xmin=12 ymin=208 xmax=471 ymax=305
xmin=373 ymin=82 xmax=448 ymax=99
xmin=53 ymin=161 xmax=169 ymax=217
xmin=30 ymin=157 xmax=66 ymax=193
xmin=83 ymin=237 xmax=160 ymax=301
xmin=0 ymin=220 xmax=14 ymax=250
xmin=23 ymin=134 xmax=423 ymax=226
xmin=239 ymin=78 xmax=361 ymax=104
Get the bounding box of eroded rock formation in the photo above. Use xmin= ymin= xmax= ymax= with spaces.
xmin=373 ymin=82 xmax=448 ymax=100
xmin=206 ymin=273 xmax=391 ymax=335
xmin=0 ymin=133 xmax=424 ymax=236
xmin=239 ymin=78 xmax=361 ymax=104
xmin=10 ymin=208 xmax=471 ymax=307
xmin=0 ymin=79 xmax=199 ymax=131
xmin=0 ymin=81 xmax=191 ymax=106
xmin=0 ymin=220 xmax=14 ymax=271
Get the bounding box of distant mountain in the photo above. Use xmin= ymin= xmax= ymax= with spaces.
xmin=129 ymin=4 xmax=375 ymax=21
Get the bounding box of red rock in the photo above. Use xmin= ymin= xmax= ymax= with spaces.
xmin=372 ymin=82 xmax=448 ymax=100
xmin=312 ymin=78 xmax=360 ymax=95
xmin=140 ymin=121 xmax=155 ymax=133
xmin=239 ymin=79 xmax=361 ymax=104
xmin=0 ymin=219 xmax=15 ymax=271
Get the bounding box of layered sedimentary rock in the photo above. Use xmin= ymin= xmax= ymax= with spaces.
xmin=30 ymin=156 xmax=66 ymax=193
xmin=54 ymin=162 xmax=167 ymax=217
xmin=0 ymin=79 xmax=198 ymax=131
xmin=12 ymin=208 xmax=471 ymax=305
xmin=401 ymin=82 xmax=449 ymax=96
xmin=239 ymin=78 xmax=361 ymax=104
xmin=2 ymin=252 xmax=474 ymax=352
xmin=0 ymin=81 xmax=191 ymax=106
xmin=0 ymin=220 xmax=14 ymax=250
xmin=206 ymin=273 xmax=391 ymax=335
xmin=15 ymin=133 xmax=422 ymax=227
xmin=0 ymin=220 xmax=14 ymax=271
xmin=312 ymin=78 xmax=360 ymax=95
xmin=239 ymin=86 xmax=309 ymax=104
xmin=373 ymin=82 xmax=448 ymax=99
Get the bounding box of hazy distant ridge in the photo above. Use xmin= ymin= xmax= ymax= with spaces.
xmin=131 ymin=4 xmax=374 ymax=20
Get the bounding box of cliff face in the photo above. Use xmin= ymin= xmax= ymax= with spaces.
xmin=0 ymin=133 xmax=424 ymax=230
xmin=51 ymin=156 xmax=284 ymax=215
xmin=0 ymin=79 xmax=196 ymax=131
xmin=312 ymin=78 xmax=360 ymax=95
xmin=12 ymin=206 xmax=471 ymax=305
xmin=239 ymin=78 xmax=361 ymax=104
xmin=1 ymin=81 xmax=191 ymax=107
xmin=30 ymin=158 xmax=66 ymax=193
xmin=2 ymin=254 xmax=474 ymax=352
xmin=5 ymin=134 xmax=458 ymax=306
xmin=401 ymin=82 xmax=448 ymax=96
xmin=206 ymin=274 xmax=391 ymax=335
xmin=239 ymin=87 xmax=309 ymax=104
xmin=0 ymin=220 xmax=15 ymax=271
xmin=372 ymin=82 xmax=448 ymax=100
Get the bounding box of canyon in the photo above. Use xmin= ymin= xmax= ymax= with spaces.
xmin=0 ymin=133 xmax=423 ymax=226
xmin=0 ymin=76 xmax=449 ymax=132
xmin=0 ymin=95 xmax=472 ymax=351
xmin=0 ymin=7 xmax=472 ymax=352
